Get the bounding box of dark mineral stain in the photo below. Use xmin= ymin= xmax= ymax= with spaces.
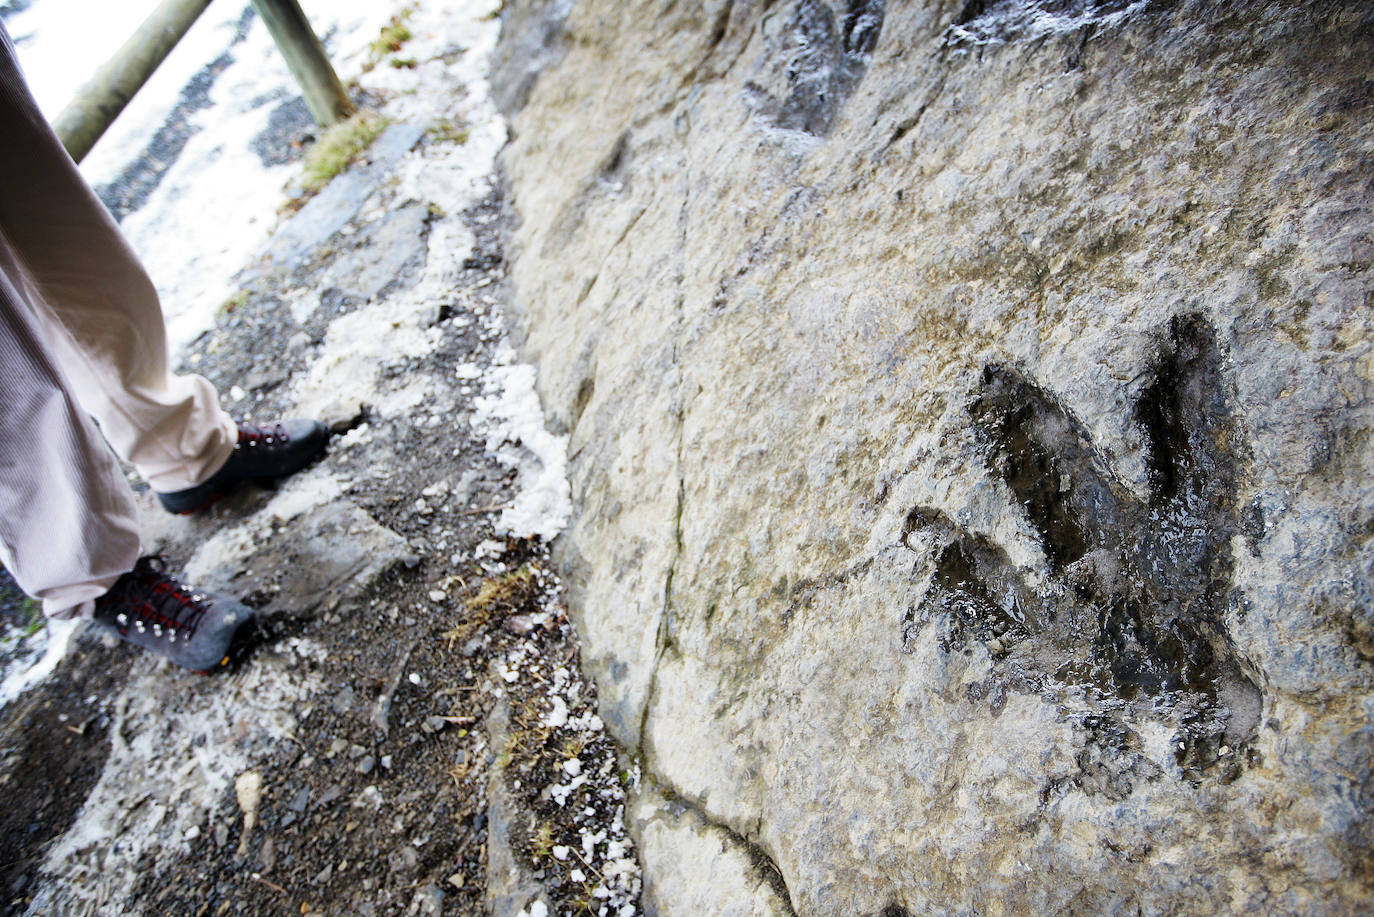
xmin=765 ymin=0 xmax=886 ymax=136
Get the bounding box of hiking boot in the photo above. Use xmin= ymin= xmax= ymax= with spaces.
xmin=157 ymin=418 xmax=328 ymax=515
xmin=92 ymin=557 xmax=253 ymax=672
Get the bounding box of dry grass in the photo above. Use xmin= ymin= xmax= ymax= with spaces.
xmin=300 ymin=111 xmax=389 ymax=192
xmin=441 ymin=565 xmax=539 ymax=649
xmin=366 ymin=6 xmax=418 ymax=71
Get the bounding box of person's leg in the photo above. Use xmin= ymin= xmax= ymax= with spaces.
xmin=0 ymin=240 xmax=140 ymax=620
xmin=0 ymin=22 xmax=237 ymax=494
xmin=0 ymin=26 xmax=309 ymax=670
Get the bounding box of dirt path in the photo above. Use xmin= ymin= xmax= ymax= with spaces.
xmin=0 ymin=3 xmax=641 ymax=914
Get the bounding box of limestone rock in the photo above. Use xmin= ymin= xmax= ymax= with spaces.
xmin=631 ymin=781 xmax=792 ymax=917
xmin=180 ymin=496 xmax=410 ymax=620
xmin=497 ymin=0 xmax=1374 ymax=912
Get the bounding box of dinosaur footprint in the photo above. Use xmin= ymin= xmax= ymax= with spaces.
xmin=905 ymin=314 xmax=1262 ymax=786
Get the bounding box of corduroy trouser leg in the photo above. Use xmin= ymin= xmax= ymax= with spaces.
xmin=0 ymin=24 xmax=237 ymax=619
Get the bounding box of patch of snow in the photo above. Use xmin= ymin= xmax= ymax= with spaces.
xmin=544 ymin=695 xmax=569 ymax=728
xmin=262 ymin=472 xmax=348 ymax=523
xmin=946 ymin=0 xmax=1148 ymax=47
xmin=475 ymin=538 xmax=506 ymax=558
xmin=471 ymin=363 xmax=572 ymax=541
xmin=334 ymin=423 xmax=373 ymax=450
xmin=581 ymin=827 xmax=607 ymax=862
xmin=291 ymin=216 xmax=480 ymax=425
xmin=37 ymin=650 xmax=324 ymax=913
xmin=0 ymin=617 xmax=81 ymax=708
xmin=290 ymin=295 xmax=443 ymax=419
xmin=550 ymin=774 xmax=588 ymax=807
xmin=569 ymin=710 xmax=604 ymax=733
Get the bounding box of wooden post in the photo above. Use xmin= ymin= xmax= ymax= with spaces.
xmin=53 ymin=0 xmax=215 ymax=163
xmin=249 ymin=0 xmax=353 ymax=128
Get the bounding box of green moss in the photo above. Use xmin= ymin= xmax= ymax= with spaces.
xmin=3 ymin=598 xmax=45 ymax=648
xmin=366 ymin=7 xmax=417 ymax=69
xmin=427 ymin=118 xmax=470 ymax=146
xmin=218 ymin=290 xmax=249 ymax=317
xmin=300 ymin=111 xmax=389 ymax=192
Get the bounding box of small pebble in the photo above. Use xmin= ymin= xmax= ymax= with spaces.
xmin=409 ymin=672 xmax=423 ymax=686
xmin=288 ymin=786 xmax=311 ymax=813
xmin=505 ymin=614 xmax=538 ymax=635
xmin=358 ymin=755 xmax=377 ymax=775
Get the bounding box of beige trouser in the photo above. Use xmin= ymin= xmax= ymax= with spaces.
xmin=0 ymin=24 xmax=237 ymax=619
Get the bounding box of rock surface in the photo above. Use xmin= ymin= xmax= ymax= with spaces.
xmin=495 ymin=0 xmax=1374 ymax=912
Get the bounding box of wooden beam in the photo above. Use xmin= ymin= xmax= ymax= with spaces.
xmin=249 ymin=0 xmax=353 ymax=128
xmin=53 ymin=0 xmax=215 ymax=163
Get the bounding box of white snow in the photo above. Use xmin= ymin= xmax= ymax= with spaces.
xmin=471 ymin=361 xmax=573 ymax=541
xmin=550 ymin=774 xmax=588 ymax=807
xmin=946 ymin=0 xmax=1148 ymax=47
xmin=0 ymin=617 xmax=81 ymax=708
xmin=37 ymin=650 xmax=325 ymax=912
xmin=544 ymin=694 xmax=569 ymax=728
xmin=476 ymin=538 xmax=507 ymax=558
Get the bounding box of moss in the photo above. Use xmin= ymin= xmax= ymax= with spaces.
xmin=300 ymin=111 xmax=389 ymax=192
xmin=441 ymin=564 xmax=539 ymax=650
xmin=427 ymin=118 xmax=470 ymax=146
xmin=19 ymin=598 xmax=43 ymax=638
xmin=218 ymin=290 xmax=249 ymax=317
xmin=3 ymin=598 xmax=45 ymax=648
xmin=467 ymin=565 xmax=539 ymax=616
xmin=366 ymin=6 xmax=417 ymax=70
xmin=374 ymin=22 xmax=412 ymax=55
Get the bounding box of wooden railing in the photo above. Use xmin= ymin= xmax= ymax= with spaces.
xmin=54 ymin=0 xmax=351 ymax=163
